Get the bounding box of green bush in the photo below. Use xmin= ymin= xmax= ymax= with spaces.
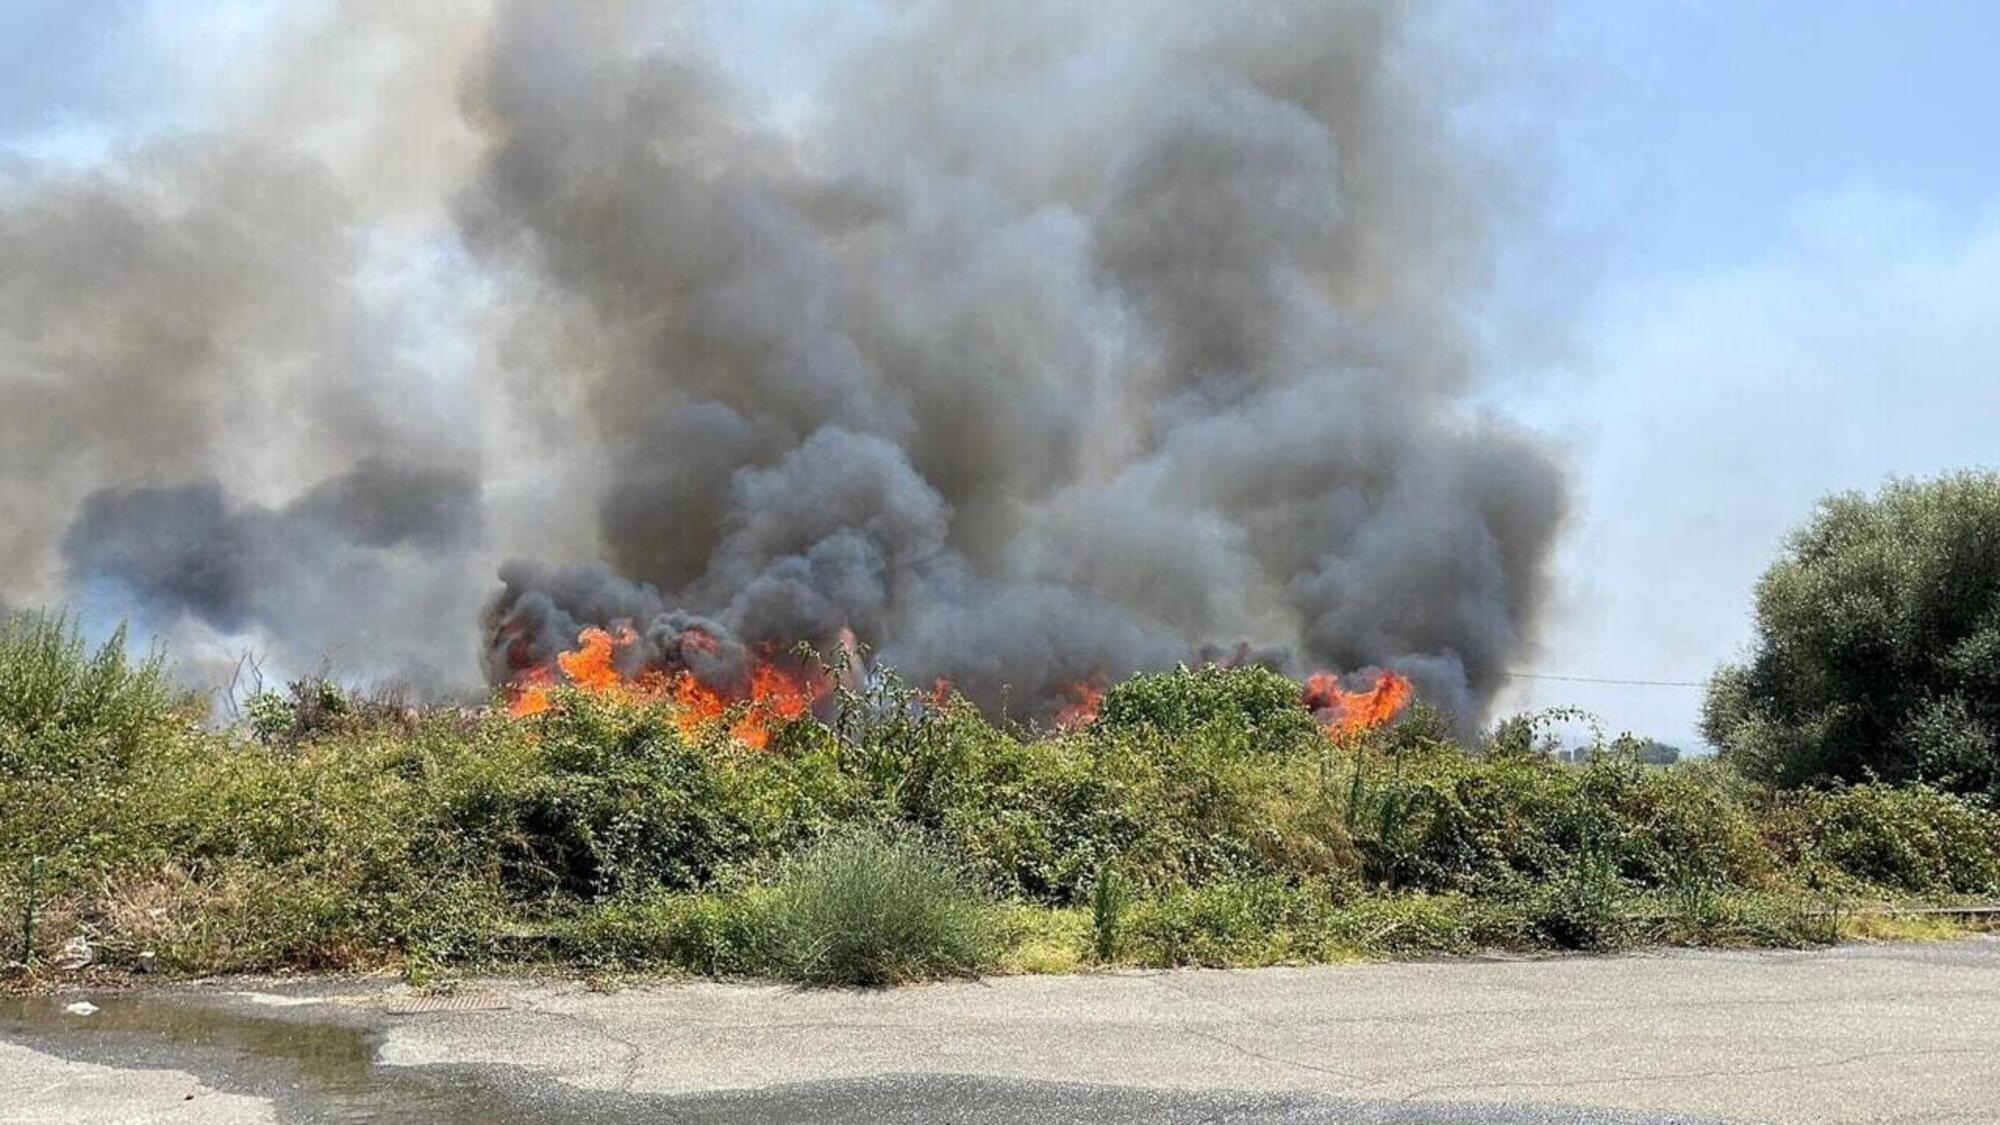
xmin=1090 ymin=864 xmax=1128 ymax=962
xmin=1644 ymin=888 xmax=1837 ymax=949
xmin=1521 ymin=851 xmax=1633 ymax=951
xmin=1094 ymin=664 xmax=1324 ymax=751
xmin=759 ymin=831 xmax=999 ymax=986
xmin=462 ymin=694 xmax=751 ymax=898
xmin=1577 ymin=758 xmax=1772 ymax=892
xmin=243 ymin=676 xmax=372 ymax=746
xmin=1322 ymin=893 xmax=1523 ymax=957
xmin=870 ymin=705 xmax=1338 ymax=904
xmin=550 ymin=888 xmax=768 ymax=976
xmin=1123 ymin=878 xmax=1326 ymax=967
xmin=1122 ymin=885 xmax=1531 ymax=965
xmin=1786 ymin=783 xmax=2000 ymax=896
xmin=0 ymin=612 xmax=172 ymax=781
xmin=1346 ymin=750 xmax=1773 ymax=899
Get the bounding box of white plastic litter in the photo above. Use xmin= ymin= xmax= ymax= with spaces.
xmin=55 ymin=936 xmax=94 ymax=971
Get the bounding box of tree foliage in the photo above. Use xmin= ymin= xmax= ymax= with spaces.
xmin=1703 ymin=472 xmax=2000 ymax=795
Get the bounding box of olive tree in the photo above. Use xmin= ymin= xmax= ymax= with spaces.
xmin=1702 ymin=472 xmax=2000 ymax=795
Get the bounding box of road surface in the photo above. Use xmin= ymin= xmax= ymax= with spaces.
xmin=5 ymin=938 xmax=1998 ymax=1123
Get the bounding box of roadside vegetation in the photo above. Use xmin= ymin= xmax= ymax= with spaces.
xmin=5 ymin=605 xmax=1997 ymax=989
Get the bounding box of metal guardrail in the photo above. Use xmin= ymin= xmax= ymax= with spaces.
xmin=1807 ymin=904 xmax=2000 ymax=922
xmin=1619 ymin=903 xmax=2000 ymax=926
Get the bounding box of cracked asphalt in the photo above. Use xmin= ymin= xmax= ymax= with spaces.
xmin=5 ymin=938 xmax=1998 ymax=1123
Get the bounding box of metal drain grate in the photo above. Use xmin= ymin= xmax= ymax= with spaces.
xmin=382 ymin=991 xmax=511 ymax=1015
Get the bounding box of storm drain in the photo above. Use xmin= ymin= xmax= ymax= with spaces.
xmin=382 ymin=991 xmax=511 ymax=1016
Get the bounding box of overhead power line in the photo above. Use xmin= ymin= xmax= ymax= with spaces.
xmin=1499 ymin=671 xmax=1706 ymax=688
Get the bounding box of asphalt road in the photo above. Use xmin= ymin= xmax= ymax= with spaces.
xmin=6 ymin=938 xmax=1999 ymax=1124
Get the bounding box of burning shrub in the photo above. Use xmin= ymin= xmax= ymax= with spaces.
xmin=759 ymin=830 xmax=999 ymax=987
xmin=500 ymin=623 xmax=827 ymax=751
xmin=8 ymin=616 xmax=2000 ymax=984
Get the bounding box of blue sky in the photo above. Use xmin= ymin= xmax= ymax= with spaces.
xmin=1532 ymin=1 xmax=1999 ymax=270
xmin=4 ymin=2 xmax=1994 ymax=745
xmin=1492 ymin=1 xmax=2000 ymax=745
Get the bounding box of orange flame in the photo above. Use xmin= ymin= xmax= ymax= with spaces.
xmin=562 ymin=624 xmax=635 ymax=690
xmin=1302 ymin=670 xmax=1414 ymax=741
xmin=1054 ymin=679 xmax=1104 ymax=730
xmin=507 ymin=625 xmax=825 ymax=750
xmin=510 ymin=665 xmax=556 ymax=717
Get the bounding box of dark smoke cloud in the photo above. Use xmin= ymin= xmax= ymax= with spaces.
xmin=465 ymin=0 xmax=1566 ymax=719
xmin=0 ymin=143 xmax=350 ymax=578
xmin=0 ymin=126 xmax=498 ymax=687
xmin=64 ymin=459 xmax=479 ymax=627
xmin=62 ymin=460 xmax=483 ymax=691
xmin=2 ymin=1 xmax=1567 ymax=722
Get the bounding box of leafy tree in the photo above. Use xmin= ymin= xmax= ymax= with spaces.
xmin=1633 ymin=739 xmax=1682 ymax=766
xmin=1702 ymin=472 xmax=2000 ymax=795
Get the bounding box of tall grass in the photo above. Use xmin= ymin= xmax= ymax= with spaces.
xmin=760 ymin=831 xmax=999 ymax=986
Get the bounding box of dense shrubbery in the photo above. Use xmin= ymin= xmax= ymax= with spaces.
xmin=1776 ymin=783 xmax=2000 ymax=897
xmin=3 ymin=617 xmax=1997 ymax=986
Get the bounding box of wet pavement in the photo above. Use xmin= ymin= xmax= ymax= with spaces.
xmin=0 ymin=991 xmax=1720 ymax=1123
xmin=8 ymin=940 xmax=2000 ymax=1123
xmin=0 ymin=991 xmax=1719 ymax=1123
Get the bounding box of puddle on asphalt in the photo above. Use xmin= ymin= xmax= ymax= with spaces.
xmin=0 ymin=991 xmax=551 ymax=1123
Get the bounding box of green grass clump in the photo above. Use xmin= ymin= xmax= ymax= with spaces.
xmin=758 ymin=831 xmax=999 ymax=986
xmin=1321 ymin=892 xmax=1522 ymax=957
xmin=1122 ymin=877 xmax=1328 ymax=967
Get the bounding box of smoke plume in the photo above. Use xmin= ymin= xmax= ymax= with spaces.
xmin=2 ymin=1 xmax=1566 ymax=721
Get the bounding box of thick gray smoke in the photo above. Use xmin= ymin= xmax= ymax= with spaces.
xmin=63 ymin=459 xmax=482 ymax=691
xmin=2 ymin=1 xmax=1565 ymax=720
xmin=0 ymin=131 xmax=493 ymax=689
xmin=464 ymin=0 xmax=1567 ymax=718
